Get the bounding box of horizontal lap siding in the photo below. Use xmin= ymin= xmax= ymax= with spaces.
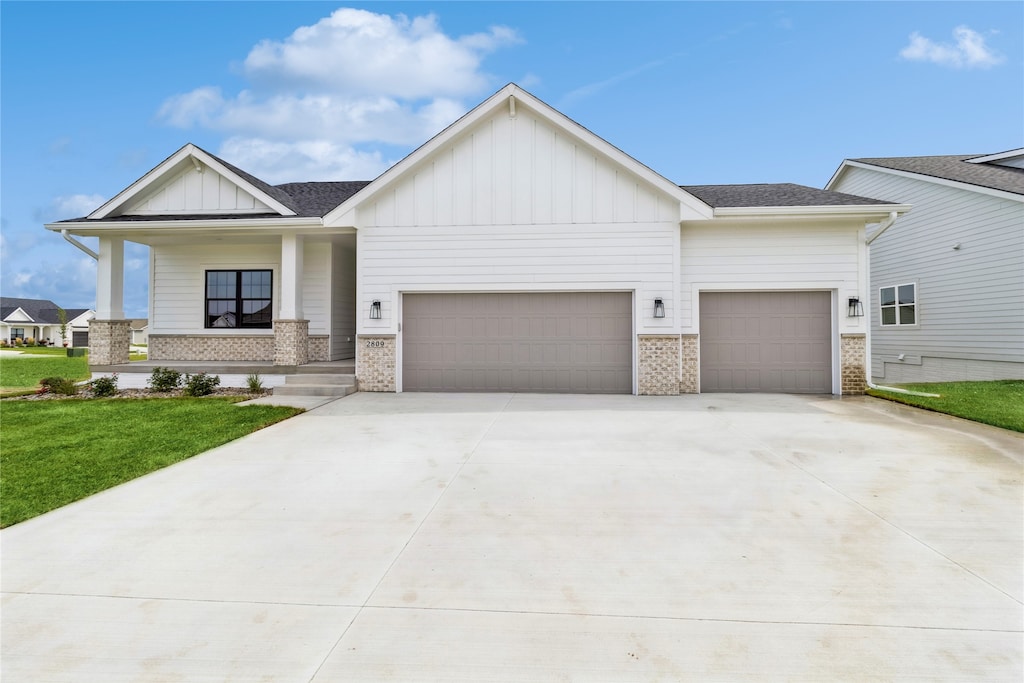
xmin=679 ymin=222 xmax=862 ymax=332
xmin=151 ymin=242 xmax=330 ymax=334
xmin=834 ymin=167 xmax=1024 ymax=375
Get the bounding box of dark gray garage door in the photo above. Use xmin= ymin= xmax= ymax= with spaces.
xmin=700 ymin=291 xmax=832 ymax=393
xmin=72 ymin=331 xmax=89 ymax=348
xmin=403 ymin=292 xmax=632 ymax=393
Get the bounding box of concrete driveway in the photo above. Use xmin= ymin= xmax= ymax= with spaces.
xmin=2 ymin=393 xmax=1021 ymax=681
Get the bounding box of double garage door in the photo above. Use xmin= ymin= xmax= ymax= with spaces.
xmin=699 ymin=291 xmax=832 ymax=393
xmin=403 ymin=292 xmax=632 ymax=393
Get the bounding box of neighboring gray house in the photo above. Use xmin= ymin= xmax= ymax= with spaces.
xmin=827 ymin=149 xmax=1024 ymax=383
xmin=0 ymin=297 xmax=94 ymax=347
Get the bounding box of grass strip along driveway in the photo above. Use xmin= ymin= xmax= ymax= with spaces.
xmin=0 ymin=398 xmax=301 ymax=527
xmin=868 ymin=379 xmax=1024 ymax=433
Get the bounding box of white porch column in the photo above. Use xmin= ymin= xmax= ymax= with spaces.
xmin=96 ymin=236 xmax=125 ymax=320
xmin=279 ymin=234 xmax=304 ymax=320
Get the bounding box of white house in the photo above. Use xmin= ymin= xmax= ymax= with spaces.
xmin=828 ymin=150 xmax=1024 ymax=383
xmin=46 ymin=84 xmax=907 ymax=395
xmin=0 ymin=297 xmax=94 ymax=347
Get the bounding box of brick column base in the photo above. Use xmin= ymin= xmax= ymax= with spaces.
xmin=679 ymin=334 xmax=699 ymax=394
xmin=356 ymin=336 xmax=396 ymax=391
xmin=88 ymin=320 xmax=131 ymax=366
xmin=841 ymin=333 xmax=867 ymax=395
xmin=274 ymin=319 xmax=309 ymax=366
xmin=638 ymin=335 xmax=681 ymax=395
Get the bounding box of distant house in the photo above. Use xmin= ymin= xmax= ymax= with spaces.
xmin=0 ymin=297 xmax=94 ymax=347
xmin=827 ymin=149 xmax=1024 ymax=383
xmin=129 ymin=319 xmax=149 ymax=345
xmin=47 ymin=84 xmax=909 ymax=395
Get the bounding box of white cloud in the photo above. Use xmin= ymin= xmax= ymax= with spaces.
xmin=218 ymin=137 xmax=389 ymax=183
xmin=900 ymin=26 xmax=1004 ymax=69
xmin=243 ymin=8 xmax=519 ymax=97
xmin=48 ymin=194 xmax=107 ymax=221
xmin=157 ymin=8 xmax=520 ymax=182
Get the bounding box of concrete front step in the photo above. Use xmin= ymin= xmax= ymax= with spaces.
xmin=273 ymin=384 xmax=357 ymax=398
xmin=284 ymin=373 xmax=355 ymax=386
xmin=273 ymin=372 xmax=357 ymax=398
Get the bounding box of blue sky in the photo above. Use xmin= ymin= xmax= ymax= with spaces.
xmin=2 ymin=1 xmax=1021 ymax=317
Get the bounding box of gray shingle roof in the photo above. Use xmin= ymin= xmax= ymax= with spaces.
xmin=0 ymin=297 xmax=89 ymax=323
xmin=274 ymin=181 xmax=371 ymax=216
xmin=850 ymin=154 xmax=1024 ymax=196
xmin=682 ymin=183 xmax=896 ymax=209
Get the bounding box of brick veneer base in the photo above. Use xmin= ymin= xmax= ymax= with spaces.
xmin=88 ymin=320 xmax=131 ymax=365
xmin=150 ymin=335 xmax=275 ymax=361
xmin=679 ymin=334 xmax=699 ymax=394
xmin=841 ymin=333 xmax=867 ymax=395
xmin=357 ymin=336 xmax=396 ymax=392
xmin=308 ymin=335 xmax=330 ymax=362
xmin=638 ymin=335 xmax=681 ymax=395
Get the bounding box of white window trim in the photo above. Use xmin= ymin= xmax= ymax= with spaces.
xmin=879 ymin=282 xmax=918 ymax=327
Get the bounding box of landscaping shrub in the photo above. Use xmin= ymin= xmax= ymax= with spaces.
xmin=246 ymin=373 xmax=264 ymax=392
xmin=39 ymin=377 xmax=78 ymax=396
xmin=90 ymin=374 xmax=118 ymax=397
xmin=183 ymin=372 xmax=220 ymax=397
xmin=148 ymin=366 xmax=182 ymax=392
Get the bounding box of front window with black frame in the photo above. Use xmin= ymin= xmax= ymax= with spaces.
xmin=205 ymin=270 xmax=273 ymax=329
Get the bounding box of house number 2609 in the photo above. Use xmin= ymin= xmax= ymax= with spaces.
xmin=365 ymin=340 xmax=386 ymax=348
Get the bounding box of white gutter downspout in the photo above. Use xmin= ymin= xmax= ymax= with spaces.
xmin=61 ymin=229 xmax=99 ymax=260
xmin=863 ymin=212 xmax=940 ymax=397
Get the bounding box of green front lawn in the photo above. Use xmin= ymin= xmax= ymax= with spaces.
xmin=868 ymin=380 xmax=1024 ymax=433
xmin=0 ymin=398 xmax=301 ymax=527
xmin=0 ymin=351 xmax=90 ymax=389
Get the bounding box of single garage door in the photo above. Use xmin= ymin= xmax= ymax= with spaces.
xmin=700 ymin=291 xmax=832 ymax=393
xmin=72 ymin=331 xmax=89 ymax=348
xmin=403 ymin=292 xmax=632 ymax=393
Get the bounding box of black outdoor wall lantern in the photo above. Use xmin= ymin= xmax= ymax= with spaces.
xmin=654 ymin=297 xmax=666 ymax=318
xmin=847 ymin=297 xmax=864 ymax=317
xmin=369 ymin=300 xmax=382 ymax=320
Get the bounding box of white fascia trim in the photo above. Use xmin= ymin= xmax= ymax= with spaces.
xmin=48 ymin=217 xmax=323 ymax=231
xmin=88 ymin=144 xmax=297 ymax=219
xmin=712 ymin=204 xmax=911 ymax=220
xmin=828 ymin=160 xmax=1024 ymax=203
xmin=324 ymin=83 xmax=714 ymax=226
xmin=965 ymin=148 xmax=1024 ymax=164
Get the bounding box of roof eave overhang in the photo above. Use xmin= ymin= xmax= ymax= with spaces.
xmin=46 ymin=216 xmax=326 ymax=236
xmin=709 ymin=204 xmax=912 ymax=221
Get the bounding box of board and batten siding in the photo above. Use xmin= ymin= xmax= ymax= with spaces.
xmin=678 ymin=220 xmax=865 ymax=333
xmin=126 ymin=165 xmax=272 ymax=215
xmin=355 ymin=108 xmax=684 ymax=333
xmin=150 ymin=241 xmax=331 ymax=334
xmin=832 ymin=166 xmax=1024 ymax=382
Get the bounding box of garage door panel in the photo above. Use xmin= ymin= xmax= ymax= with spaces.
xmin=701 ymin=292 xmax=831 ymax=394
xmin=404 ymin=292 xmax=632 ymax=393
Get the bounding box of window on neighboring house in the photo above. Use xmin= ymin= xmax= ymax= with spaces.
xmin=10 ymin=328 xmax=25 ymax=341
xmin=879 ymin=283 xmax=916 ymax=326
xmin=205 ymin=270 xmax=273 ymax=329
